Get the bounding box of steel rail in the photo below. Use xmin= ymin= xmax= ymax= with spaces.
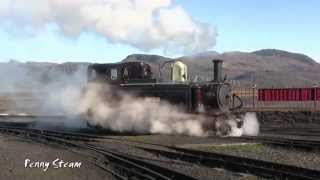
xmin=50 ymin=130 xmax=320 ymax=179
xmin=4 ymin=126 xmax=320 ymax=179
xmin=225 ymin=136 xmax=320 ymax=151
xmin=0 ymin=126 xmax=196 ymax=180
xmin=138 ymin=146 xmax=320 ymax=180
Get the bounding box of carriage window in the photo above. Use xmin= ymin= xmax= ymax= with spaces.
xmin=111 ymin=68 xmax=118 ymax=80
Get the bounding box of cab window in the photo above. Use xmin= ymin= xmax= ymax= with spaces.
xmin=110 ymin=68 xmax=118 ymax=80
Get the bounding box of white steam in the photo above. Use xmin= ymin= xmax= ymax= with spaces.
xmin=241 ymin=112 xmax=260 ymax=136
xmin=0 ymin=0 xmax=217 ymax=54
xmin=0 ymin=62 xmax=207 ymax=136
xmin=40 ymin=66 xmax=87 ymax=115
xmin=75 ymin=83 xmax=206 ymax=136
xmin=0 ymin=61 xmax=88 ymax=115
xmin=216 ymin=112 xmax=260 ymax=137
xmin=0 ymin=61 xmax=259 ymax=137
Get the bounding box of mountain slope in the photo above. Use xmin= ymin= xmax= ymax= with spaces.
xmin=0 ymin=49 xmax=318 ymax=89
xmin=252 ymin=49 xmax=316 ymax=65
xmin=122 ymin=49 xmax=320 ymax=87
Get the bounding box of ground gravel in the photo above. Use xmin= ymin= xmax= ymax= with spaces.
xmin=0 ymin=134 xmax=114 ymax=180
xmin=93 ymin=136 xmax=258 ymax=180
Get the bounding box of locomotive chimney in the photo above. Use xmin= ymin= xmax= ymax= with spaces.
xmin=213 ymin=59 xmax=223 ymax=82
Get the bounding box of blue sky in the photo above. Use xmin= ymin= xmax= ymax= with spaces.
xmin=178 ymin=0 xmax=320 ymax=60
xmin=0 ymin=0 xmax=319 ymax=63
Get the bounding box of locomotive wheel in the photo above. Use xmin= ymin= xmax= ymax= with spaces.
xmin=217 ymin=84 xmax=232 ymax=112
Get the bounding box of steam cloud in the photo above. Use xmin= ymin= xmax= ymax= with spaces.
xmin=75 ymin=83 xmax=206 ymax=136
xmin=0 ymin=62 xmax=259 ymax=137
xmin=215 ymin=112 xmax=260 ymax=137
xmin=0 ymin=62 xmax=207 ymax=136
xmin=0 ymin=61 xmax=87 ymax=115
xmin=0 ymin=0 xmax=217 ymax=54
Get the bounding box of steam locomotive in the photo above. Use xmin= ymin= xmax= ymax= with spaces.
xmin=87 ymin=60 xmax=241 ymax=115
xmin=86 ymin=59 xmax=242 ymax=116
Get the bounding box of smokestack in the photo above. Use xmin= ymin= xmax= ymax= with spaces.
xmin=213 ymin=59 xmax=223 ymax=82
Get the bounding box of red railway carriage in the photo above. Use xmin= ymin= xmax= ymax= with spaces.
xmin=258 ymin=88 xmax=319 ymax=101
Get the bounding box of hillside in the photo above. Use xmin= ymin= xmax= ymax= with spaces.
xmin=122 ymin=49 xmax=320 ymax=87
xmin=0 ymin=49 xmax=319 ymax=89
xmin=252 ymin=49 xmax=316 ymax=65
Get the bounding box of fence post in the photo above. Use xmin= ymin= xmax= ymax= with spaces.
xmin=252 ymin=84 xmax=256 ymax=109
xmin=314 ymin=85 xmax=317 ymax=111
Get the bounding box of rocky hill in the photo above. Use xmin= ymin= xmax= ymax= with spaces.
xmin=0 ymin=49 xmax=319 ymax=89
xmin=122 ymin=49 xmax=320 ymax=87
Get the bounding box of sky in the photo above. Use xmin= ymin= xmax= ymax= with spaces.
xmin=0 ymin=0 xmax=319 ymax=63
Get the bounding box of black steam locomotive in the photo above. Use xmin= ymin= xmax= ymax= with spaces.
xmin=86 ymin=59 xmax=242 ymax=116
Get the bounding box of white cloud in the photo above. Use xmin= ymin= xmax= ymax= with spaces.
xmin=0 ymin=0 xmax=217 ymax=55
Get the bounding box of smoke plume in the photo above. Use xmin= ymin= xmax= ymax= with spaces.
xmin=75 ymin=83 xmax=206 ymax=136
xmin=215 ymin=112 xmax=260 ymax=137
xmin=0 ymin=62 xmax=259 ymax=137
xmin=241 ymin=112 xmax=260 ymax=136
xmin=0 ymin=61 xmax=87 ymax=115
xmin=0 ymin=61 xmax=207 ymax=136
xmin=0 ymin=0 xmax=217 ymax=54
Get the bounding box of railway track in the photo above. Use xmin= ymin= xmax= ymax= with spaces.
xmin=95 ymin=135 xmax=320 ymax=179
xmin=34 ymin=126 xmax=320 ymax=150
xmin=0 ymin=126 xmax=196 ymax=180
xmin=2 ymin=125 xmax=320 ymax=179
xmin=138 ymin=146 xmax=320 ymax=180
xmin=100 ymin=134 xmax=320 ymax=179
xmin=262 ymin=126 xmax=320 ymax=137
xmin=225 ymin=135 xmax=320 ymax=151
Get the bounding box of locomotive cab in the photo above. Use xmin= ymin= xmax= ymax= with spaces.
xmin=87 ymin=62 xmax=155 ymax=84
xmin=171 ymin=60 xmax=188 ymax=82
